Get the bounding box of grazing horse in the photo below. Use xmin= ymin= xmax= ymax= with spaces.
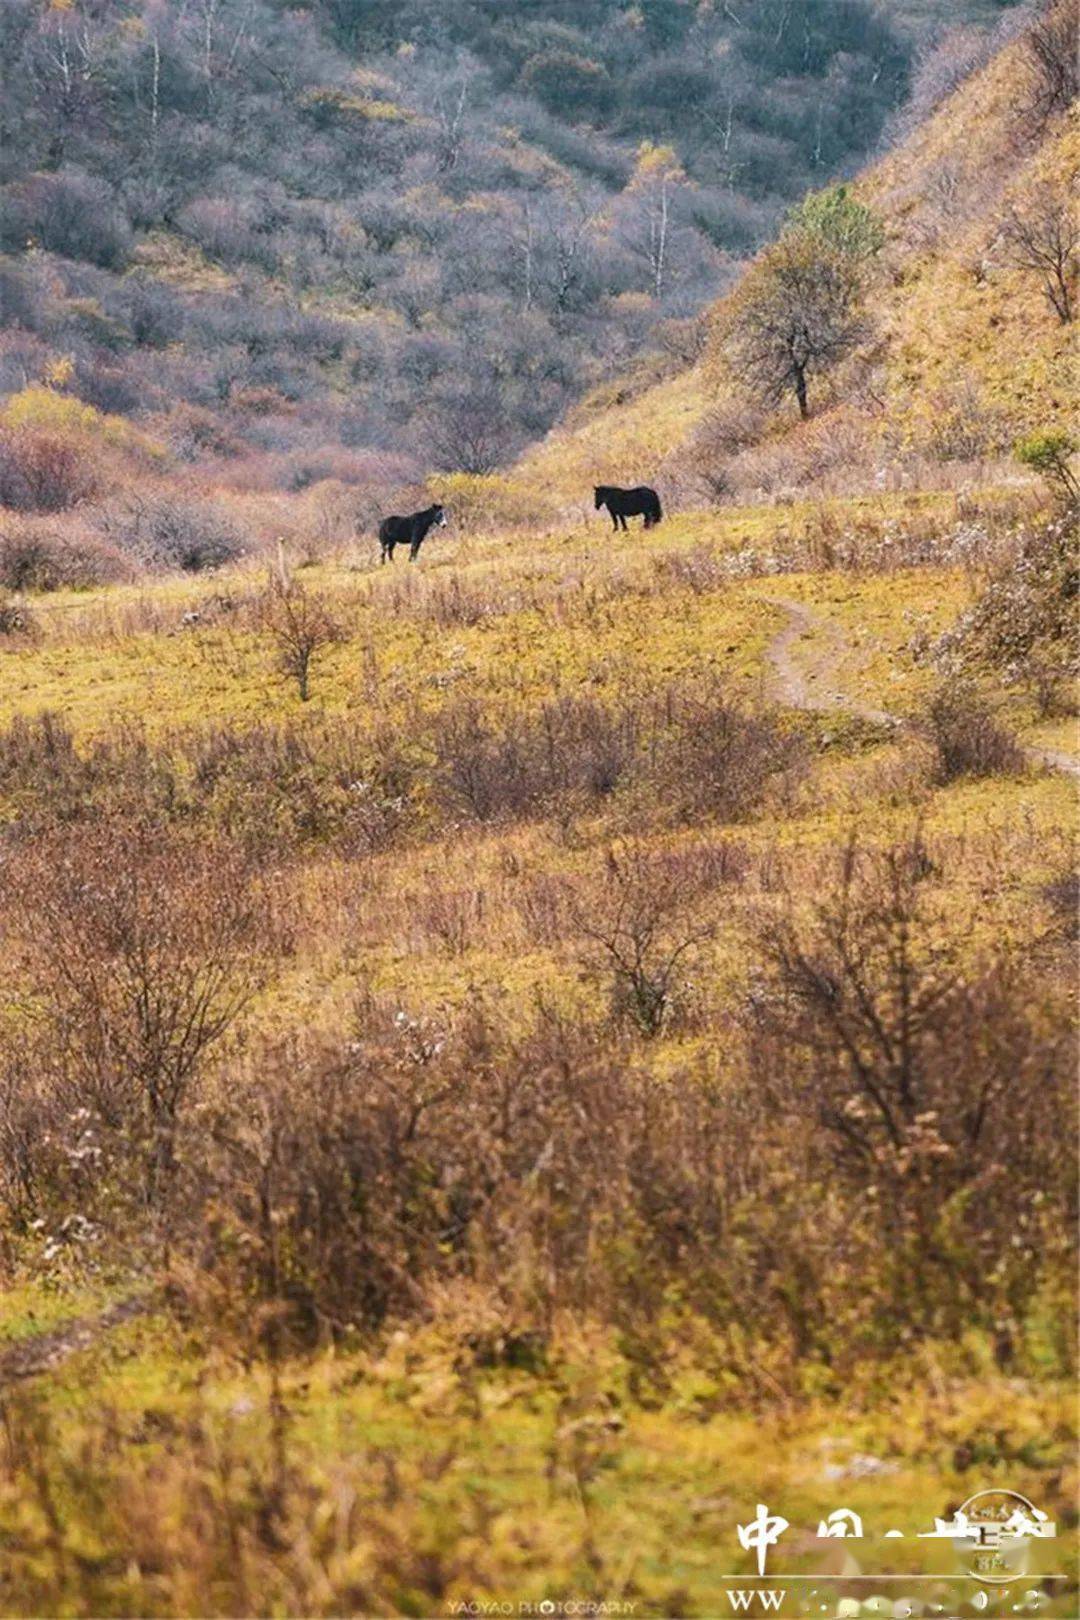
xmin=378 ymin=503 xmax=446 ymax=562
xmin=594 ymin=485 xmax=663 ymax=531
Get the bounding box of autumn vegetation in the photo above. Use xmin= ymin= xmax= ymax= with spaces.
xmin=0 ymin=1 xmax=1076 ymax=1616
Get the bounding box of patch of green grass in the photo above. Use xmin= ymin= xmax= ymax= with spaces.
xmin=0 ymin=1301 xmax=1073 ymax=1617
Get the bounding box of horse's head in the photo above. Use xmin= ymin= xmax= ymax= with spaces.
xmin=432 ymin=503 xmax=447 ymax=527
xmin=593 ymin=487 xmax=605 ymax=509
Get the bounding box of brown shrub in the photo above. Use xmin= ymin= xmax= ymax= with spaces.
xmin=951 ymin=511 xmax=1078 ymax=713
xmin=642 ymin=682 xmax=806 ymax=823
xmin=1042 ymin=868 xmax=1079 ymax=941
xmin=569 ymin=843 xmax=733 ymax=1035
xmin=744 ymin=836 xmax=1075 ymax=1349
xmin=0 ymin=591 xmax=38 ymax=639
xmin=651 ymin=542 xmax=728 ymax=594
xmin=257 ymin=580 xmax=344 ymax=701
xmin=3 ymin=823 xmax=265 ymax=1209
xmin=98 ymin=492 xmax=248 ymax=573
xmin=0 ymin=428 xmax=97 ymax=513
xmin=189 ymin=719 xmax=417 ymax=856
xmin=431 ymin=684 xmax=802 ymax=829
xmin=187 ymin=1000 xmax=741 ymax=1347
xmin=0 ymin=517 xmax=131 ymax=591
xmin=923 ymin=683 xmax=1027 ymax=782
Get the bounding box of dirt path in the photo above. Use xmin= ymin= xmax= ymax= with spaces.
xmin=764 ymin=594 xmax=897 ymax=728
xmin=0 ymin=1297 xmax=150 ymax=1389
xmin=763 ymin=594 xmax=1080 ymax=779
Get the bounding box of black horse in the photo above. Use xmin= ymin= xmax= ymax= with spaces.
xmin=594 ymin=485 xmax=662 ymax=531
xmin=378 ymin=503 xmax=446 ymax=562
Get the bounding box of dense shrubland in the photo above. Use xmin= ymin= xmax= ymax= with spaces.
xmin=0 ymin=489 xmax=1074 ymax=1374
xmin=2 ymin=766 xmax=1072 ymax=1380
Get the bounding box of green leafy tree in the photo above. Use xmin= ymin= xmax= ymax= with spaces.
xmin=1015 ymin=430 xmax=1079 ymax=505
xmin=785 ymin=185 xmax=885 ymax=261
xmin=721 ymin=187 xmax=883 ymax=419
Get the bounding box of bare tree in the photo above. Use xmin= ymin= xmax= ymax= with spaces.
xmin=424 ymin=381 xmax=517 ymax=475
xmin=31 ymin=9 xmax=103 ymax=167
xmin=11 ymin=825 xmax=261 ymax=1202
xmin=999 ymin=184 xmax=1078 ymax=323
xmin=531 ymin=188 xmax=601 ymax=315
xmin=259 ymin=579 xmax=343 ymax=701
xmin=1017 ymin=0 xmax=1079 ymax=131
xmin=433 ymin=77 xmax=471 ymax=173
xmin=619 ymin=144 xmax=689 ymax=303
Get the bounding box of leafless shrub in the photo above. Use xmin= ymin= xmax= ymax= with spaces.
xmin=999 ymin=182 xmax=1078 ymax=324
xmin=682 ymin=402 xmax=767 ymax=504
xmin=570 ymin=845 xmax=719 ymax=1036
xmin=99 ymin=492 xmax=247 ymax=573
xmin=190 ymin=719 xmax=415 ymax=855
xmin=745 ymin=835 xmax=1074 ymax=1344
xmin=922 ymin=682 xmax=1026 ymax=783
xmin=0 ymin=592 xmax=38 ymax=639
xmin=652 ymin=541 xmax=728 ymax=594
xmin=431 ymin=700 xmax=543 ymax=823
xmin=0 ymin=429 xmax=97 ymax=513
xmin=376 ymin=571 xmax=506 ymax=629
xmin=1042 ymin=869 xmax=1079 ymax=941
xmin=1015 ymin=0 xmax=1079 ymax=132
xmin=5 ymin=824 xmax=264 ymax=1206
xmin=431 ymin=684 xmax=799 ymax=829
xmin=0 ymin=518 xmax=130 ymax=591
xmin=258 ymin=580 xmax=344 ymax=702
xmin=645 ymin=684 xmax=806 ymax=823
xmin=923 ymin=379 xmax=1011 ymax=463
xmin=415 ymin=883 xmax=488 ymax=958
xmin=188 ymin=997 xmax=742 ymax=1345
xmin=948 ymin=512 xmax=1078 ymax=712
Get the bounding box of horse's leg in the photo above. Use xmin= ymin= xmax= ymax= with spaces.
xmin=619 ymin=513 xmax=628 ymax=532
xmin=410 ymin=538 xmax=421 ymax=561
xmin=610 ymin=511 xmax=619 ymax=531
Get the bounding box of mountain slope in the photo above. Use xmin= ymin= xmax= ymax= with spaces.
xmin=511 ymin=4 xmax=1077 ymax=516
xmin=0 ymin=0 xmax=1034 ymax=520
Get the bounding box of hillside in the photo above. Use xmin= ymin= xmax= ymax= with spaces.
xmin=0 ymin=6 xmax=1076 ymax=1618
xmin=0 ymin=0 xmax=1033 ymax=568
xmin=512 ymin=2 xmax=1077 ymax=515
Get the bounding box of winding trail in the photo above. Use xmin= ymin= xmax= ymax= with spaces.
xmin=0 ymin=1296 xmax=150 ymax=1390
xmin=762 ymin=593 xmax=1080 ymax=780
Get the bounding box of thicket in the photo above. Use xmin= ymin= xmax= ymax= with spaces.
xmin=1 ymin=806 xmax=1072 ymax=1381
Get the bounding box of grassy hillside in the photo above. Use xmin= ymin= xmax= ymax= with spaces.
xmin=513 ymin=3 xmax=1077 ymax=517
xmin=0 ymin=478 xmax=1076 ymax=1612
xmin=0 ymin=6 xmax=1075 ymax=1618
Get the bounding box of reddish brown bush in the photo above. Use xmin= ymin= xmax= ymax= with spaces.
xmin=0 ymin=428 xmax=97 ymax=513
xmin=744 ymin=837 xmax=1075 ymax=1349
xmin=257 ymin=580 xmax=344 ymax=701
xmin=0 ymin=518 xmax=129 ymax=591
